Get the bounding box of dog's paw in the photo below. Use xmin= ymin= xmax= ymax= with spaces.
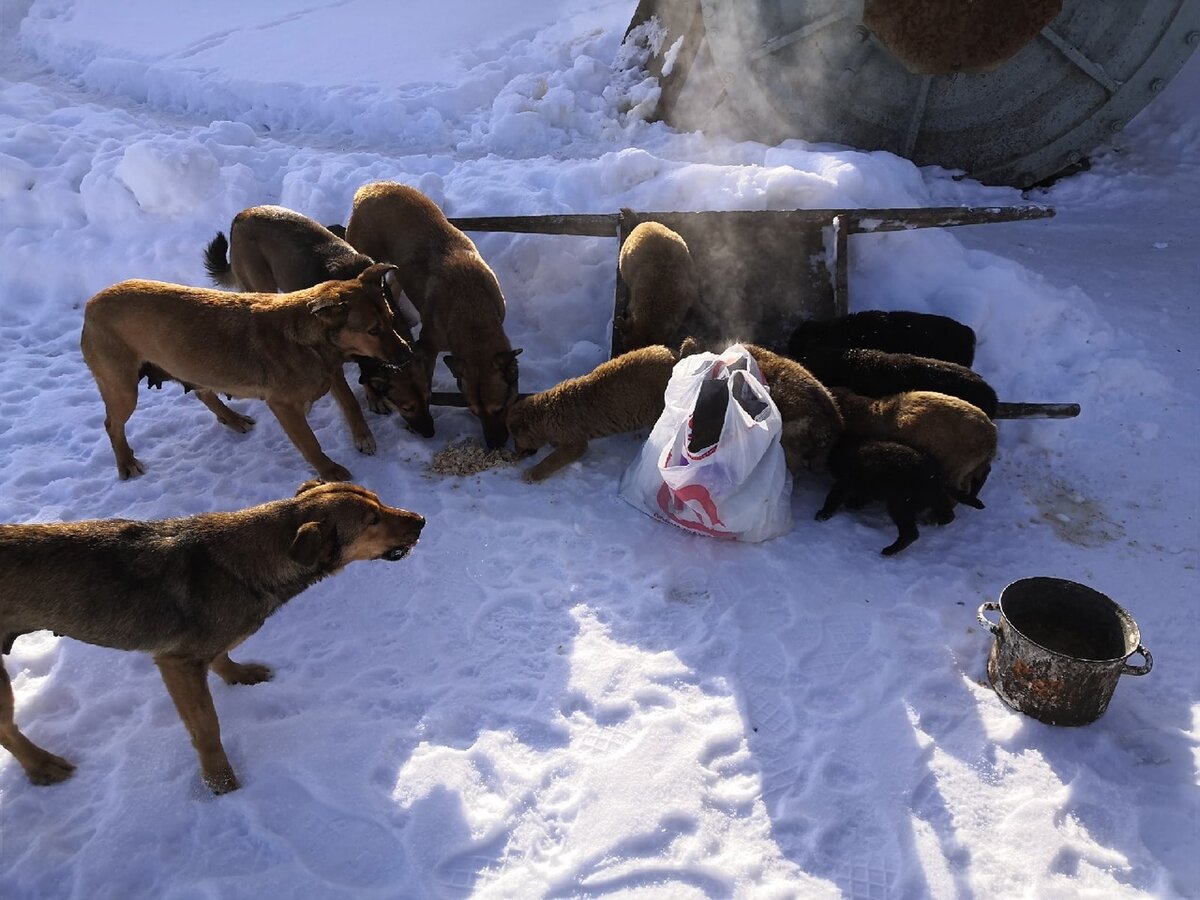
xmin=367 ymin=397 xmax=392 ymax=416
xmin=118 ymin=458 xmax=145 ymax=480
xmin=220 ymin=411 xmax=256 ymax=433
xmin=204 ymin=765 xmax=241 ymax=795
xmin=26 ymin=750 xmax=76 ymax=786
xmin=355 ymin=432 xmax=377 ymax=456
xmin=319 ymin=462 xmax=353 ymax=482
xmin=216 ymin=660 xmax=273 ymax=685
xmin=522 ymin=466 xmax=546 ymax=484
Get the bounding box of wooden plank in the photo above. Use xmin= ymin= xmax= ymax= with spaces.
xmin=994 ymin=402 xmax=1081 ymax=419
xmin=448 ymin=206 xmax=1054 ymax=237
xmin=448 ymin=214 xmax=619 ymax=237
xmin=432 ymin=396 xmax=1081 ymax=419
xmin=431 ymin=391 xmax=532 ymax=408
xmin=430 ymin=391 xmax=466 ymax=408
xmin=846 ymin=205 xmax=1055 ymax=233
xmin=611 ymin=210 xmax=636 ymax=358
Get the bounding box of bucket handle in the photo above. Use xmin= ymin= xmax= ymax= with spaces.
xmin=976 ymin=601 xmax=1001 ymax=635
xmin=1122 ymin=644 xmax=1153 ymax=676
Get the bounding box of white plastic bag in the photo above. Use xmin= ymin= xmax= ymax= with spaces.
xmin=619 ymin=343 xmax=793 ymax=542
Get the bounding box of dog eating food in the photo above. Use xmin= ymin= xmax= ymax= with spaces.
xmin=346 ymin=182 xmax=521 ymax=449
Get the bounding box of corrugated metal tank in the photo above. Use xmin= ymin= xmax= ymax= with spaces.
xmin=631 ymin=0 xmax=1199 ymax=186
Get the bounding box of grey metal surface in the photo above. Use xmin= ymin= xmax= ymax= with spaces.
xmin=642 ymin=0 xmax=1199 ymax=187
xmin=978 ymin=577 xmax=1152 ymax=727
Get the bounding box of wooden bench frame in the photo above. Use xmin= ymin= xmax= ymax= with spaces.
xmin=437 ymin=205 xmax=1077 ymax=420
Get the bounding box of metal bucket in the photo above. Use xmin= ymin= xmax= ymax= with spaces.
xmin=977 ymin=577 xmax=1152 ymax=726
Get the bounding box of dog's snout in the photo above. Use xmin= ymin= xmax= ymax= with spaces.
xmin=405 ymin=411 xmax=436 ymax=438
xmin=482 ymin=417 xmax=509 ymax=451
xmin=391 ymin=508 xmax=425 ymax=535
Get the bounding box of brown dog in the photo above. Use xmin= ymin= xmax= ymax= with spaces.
xmin=616 ymin=220 xmax=699 ymax=351
xmin=0 ymin=481 xmax=425 ymax=793
xmin=345 ymin=182 xmax=521 ymax=449
xmin=203 ymin=205 xmax=377 ymax=294
xmin=831 ymin=387 xmax=997 ymax=496
xmin=743 ymin=344 xmax=844 ymax=474
xmin=203 ymin=205 xmax=433 ymax=438
xmin=81 ymin=264 xmax=413 ymax=482
xmin=679 ymin=338 xmax=844 ymax=475
xmin=507 ymin=345 xmax=678 ymax=482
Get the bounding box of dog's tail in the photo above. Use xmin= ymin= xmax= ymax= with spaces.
xmin=203 ymin=232 xmax=238 ymax=289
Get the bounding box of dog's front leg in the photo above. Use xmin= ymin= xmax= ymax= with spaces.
xmin=524 ymin=441 xmax=588 ymax=483
xmin=155 ymin=655 xmax=239 ymax=793
xmin=210 ymin=652 xmax=272 ymax=686
xmin=329 ymin=368 xmax=376 ymax=455
xmin=266 ymin=400 xmax=352 ymax=482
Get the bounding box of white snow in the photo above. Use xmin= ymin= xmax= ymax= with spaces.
xmin=1 ymin=1 xmax=1197 ymax=897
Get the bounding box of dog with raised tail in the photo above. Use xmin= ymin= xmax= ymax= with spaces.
xmin=202 ymin=205 xmax=431 ymax=439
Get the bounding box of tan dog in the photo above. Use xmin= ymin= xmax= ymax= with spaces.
xmin=345 ymin=182 xmax=521 ymax=449
xmin=616 ymin=220 xmax=699 ymax=351
xmin=0 ymin=481 xmax=425 ymax=793
xmin=507 ymin=345 xmax=677 ymax=482
xmin=80 ymin=264 xmax=412 ymax=482
xmin=203 ymin=205 xmax=377 ymax=294
xmin=743 ymin=344 xmax=844 ymax=474
xmin=831 ymin=387 xmax=997 ymax=496
xmin=679 ymin=338 xmax=844 ymax=475
xmin=202 ymin=205 xmax=432 ymax=441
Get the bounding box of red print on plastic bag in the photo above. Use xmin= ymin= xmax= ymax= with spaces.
xmin=655 ymin=453 xmax=736 ymax=539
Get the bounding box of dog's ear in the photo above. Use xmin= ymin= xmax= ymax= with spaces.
xmin=288 ymin=520 xmax=334 ymax=567
xmin=309 ymin=295 xmax=349 ymax=325
xmin=444 ymin=354 xmax=463 ymax=379
xmin=358 ymin=262 xmax=396 ymax=285
xmin=493 ymin=349 xmax=521 ymax=385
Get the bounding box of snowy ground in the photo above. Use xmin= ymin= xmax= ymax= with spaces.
xmin=1 ymin=1 xmax=1197 ymax=897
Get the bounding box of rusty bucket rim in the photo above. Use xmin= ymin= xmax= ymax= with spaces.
xmin=997 ymin=575 xmax=1141 ymax=665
